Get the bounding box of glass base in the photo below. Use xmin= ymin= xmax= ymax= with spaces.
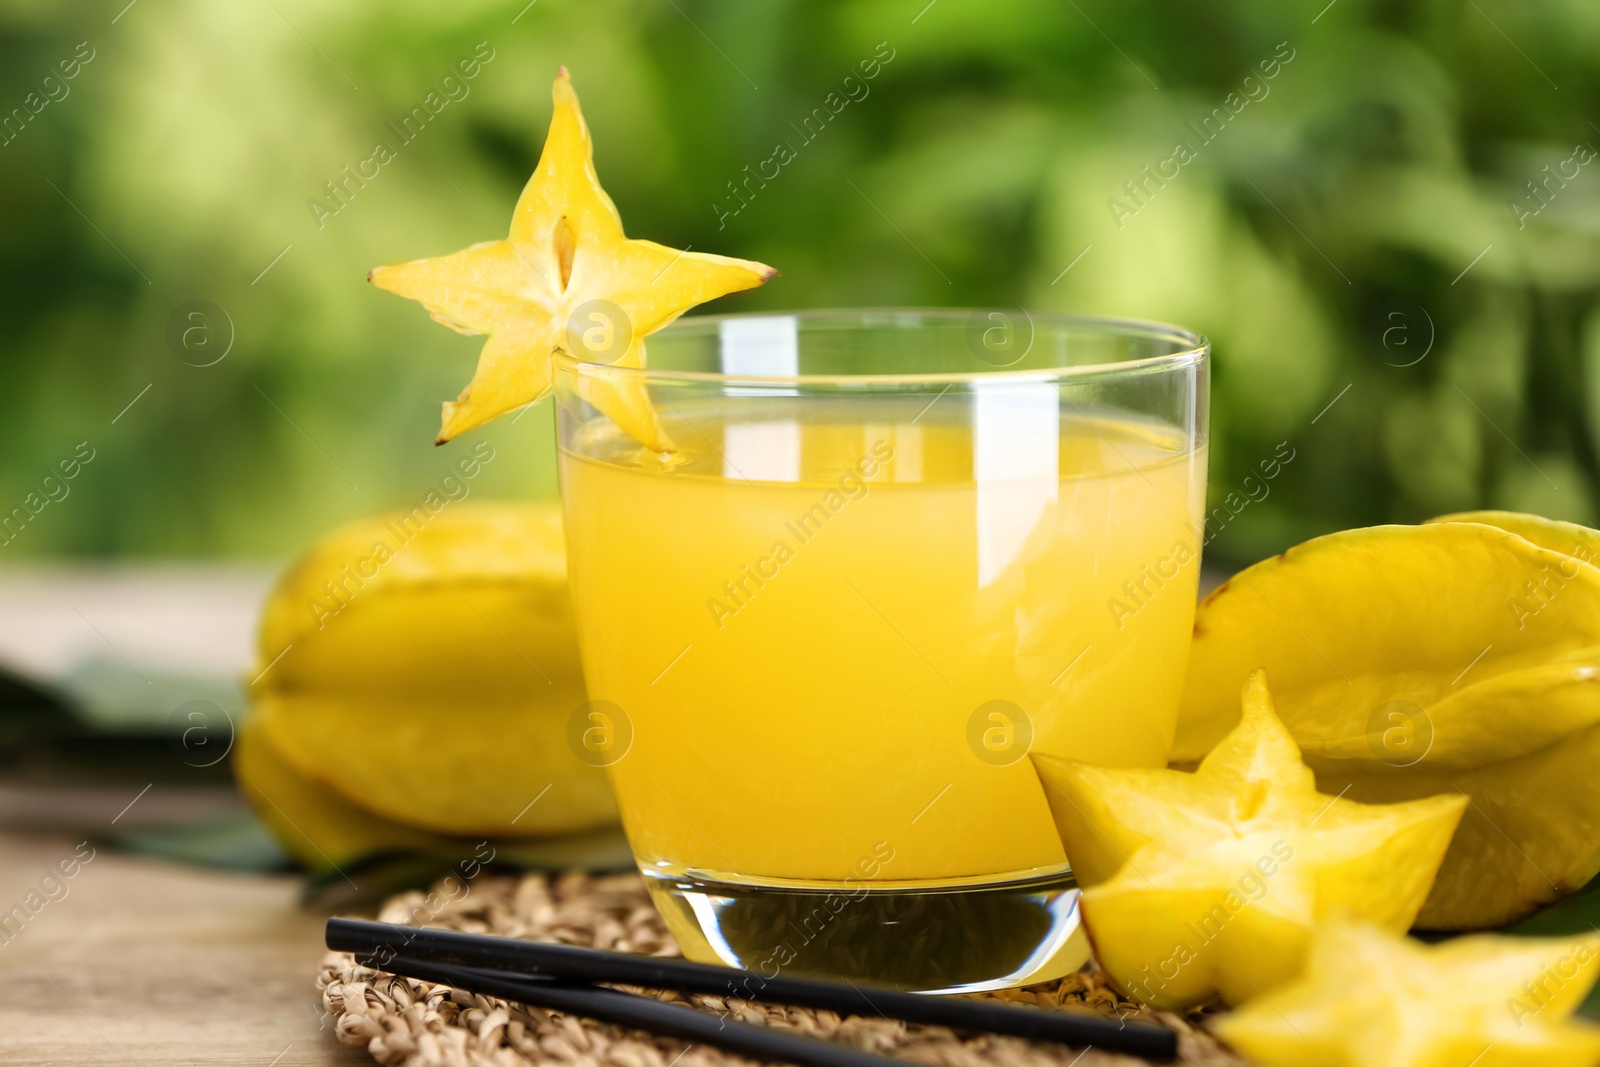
xmin=642 ymin=864 xmax=1088 ymax=994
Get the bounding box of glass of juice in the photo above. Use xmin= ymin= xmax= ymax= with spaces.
xmin=554 ymin=309 xmax=1208 ymax=993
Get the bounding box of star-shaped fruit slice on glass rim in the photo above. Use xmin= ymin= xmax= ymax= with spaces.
xmin=1212 ymin=923 xmax=1600 ymax=1067
xmin=369 ymin=68 xmax=777 ymax=451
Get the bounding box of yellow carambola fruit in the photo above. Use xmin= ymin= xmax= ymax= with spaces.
xmin=250 ymin=501 xmax=617 ymax=838
xmin=236 ymin=713 xmax=631 ymax=873
xmin=369 ymin=69 xmax=776 ymax=450
xmin=1175 ymin=518 xmax=1600 ymax=929
xmin=1033 ymin=671 xmax=1464 ymax=1010
xmin=1213 ymin=923 xmax=1600 ymax=1067
xmin=1433 ymin=509 xmax=1600 ymax=564
xmin=235 ymin=711 xmax=448 ymax=868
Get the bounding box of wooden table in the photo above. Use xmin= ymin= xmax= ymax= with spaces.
xmin=0 ymin=568 xmax=370 ymax=1064
xmin=1 ymin=830 xmax=368 ymax=1067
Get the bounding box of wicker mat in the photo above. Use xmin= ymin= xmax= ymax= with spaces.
xmin=318 ymin=871 xmax=1247 ymax=1067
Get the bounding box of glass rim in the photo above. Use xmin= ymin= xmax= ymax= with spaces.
xmin=554 ymin=307 xmax=1209 ymax=387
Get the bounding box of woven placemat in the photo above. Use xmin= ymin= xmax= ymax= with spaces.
xmin=318 ymin=871 xmax=1246 ymax=1067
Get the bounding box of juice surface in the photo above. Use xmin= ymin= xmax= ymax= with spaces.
xmin=559 ymin=392 xmax=1206 ymax=884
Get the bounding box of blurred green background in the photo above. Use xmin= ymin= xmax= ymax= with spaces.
xmin=4 ymin=0 xmax=1599 ymax=569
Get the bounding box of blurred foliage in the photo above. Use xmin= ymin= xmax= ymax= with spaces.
xmin=3 ymin=0 xmax=1600 ymax=567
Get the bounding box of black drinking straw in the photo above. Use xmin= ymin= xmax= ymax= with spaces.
xmin=327 ymin=917 xmax=1177 ymax=1061
xmin=379 ymin=956 xmax=906 ymax=1067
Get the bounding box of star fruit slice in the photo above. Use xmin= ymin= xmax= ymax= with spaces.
xmin=1212 ymin=923 xmax=1600 ymax=1067
xmin=1033 ymin=670 xmax=1466 ymax=1010
xmin=369 ymin=69 xmax=776 ymax=450
xmin=1173 ymin=518 xmax=1600 ymax=929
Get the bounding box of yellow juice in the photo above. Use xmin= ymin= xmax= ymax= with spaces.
xmin=559 ymin=392 xmax=1206 ymax=888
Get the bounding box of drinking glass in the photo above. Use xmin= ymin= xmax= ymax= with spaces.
xmin=554 ymin=309 xmax=1208 ymax=993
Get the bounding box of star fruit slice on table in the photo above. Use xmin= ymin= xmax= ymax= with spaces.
xmin=369 ymin=68 xmax=777 ymax=452
xmin=1171 ymin=517 xmax=1600 ymax=931
xmin=1212 ymin=923 xmax=1600 ymax=1067
xmin=1031 ymin=669 xmax=1467 ymax=1011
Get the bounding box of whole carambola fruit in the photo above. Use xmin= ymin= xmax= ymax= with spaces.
xmin=1175 ymin=514 xmax=1600 ymax=929
xmin=235 ymin=712 xmax=628 ymax=874
xmin=248 ymin=501 xmax=617 ymax=838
